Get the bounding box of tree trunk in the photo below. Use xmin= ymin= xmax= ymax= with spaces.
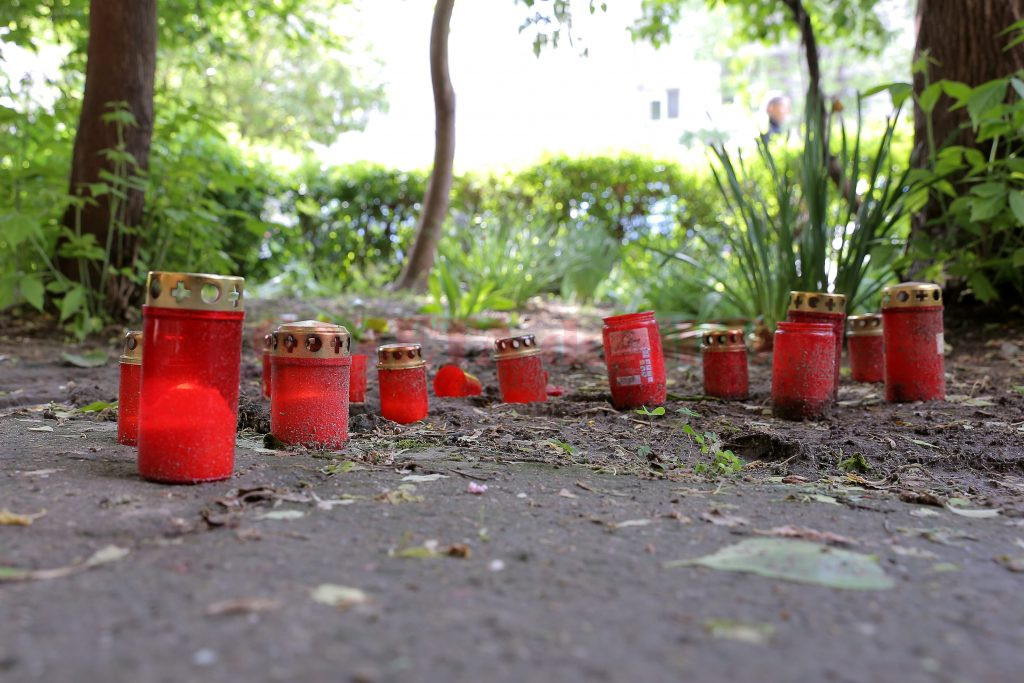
xmin=57 ymin=0 xmax=157 ymax=318
xmin=909 ymin=0 xmax=1024 ymax=285
xmin=394 ymin=0 xmax=456 ymax=292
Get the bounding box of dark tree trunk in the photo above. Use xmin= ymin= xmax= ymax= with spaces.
xmin=57 ymin=0 xmax=157 ymax=318
xmin=394 ymin=0 xmax=456 ymax=292
xmin=910 ymin=0 xmax=1024 ymax=281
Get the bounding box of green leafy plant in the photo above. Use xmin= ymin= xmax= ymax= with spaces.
xmin=683 ymin=424 xmax=744 ymax=476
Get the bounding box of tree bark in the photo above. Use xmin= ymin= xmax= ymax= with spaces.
xmin=394 ymin=0 xmax=456 ymax=292
xmin=57 ymin=0 xmax=157 ymax=317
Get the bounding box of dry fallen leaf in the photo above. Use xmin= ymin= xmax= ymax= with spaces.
xmin=557 ymin=488 xmax=578 ymax=499
xmin=205 ymin=598 xmax=282 ymax=616
xmin=755 ymin=525 xmax=856 ymax=546
xmin=0 ymin=544 xmax=129 ymax=583
xmin=446 ymin=543 xmax=472 ymax=558
xmin=0 ymin=508 xmax=46 ymax=526
xmin=310 ymin=584 xmax=368 ymax=610
xmin=700 ymin=508 xmax=749 ymax=528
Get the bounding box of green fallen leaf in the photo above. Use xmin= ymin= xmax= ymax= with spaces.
xmin=704 ymin=619 xmax=775 ymax=644
xmin=61 ymin=350 xmax=109 ymax=368
xmin=1013 ymin=385 xmax=1024 ymax=396
xmin=392 ymin=546 xmax=440 ymax=559
xmin=78 ymin=400 xmax=116 ymax=413
xmin=839 ymin=453 xmax=870 ymax=473
xmin=310 ymin=584 xmax=368 ymax=609
xmin=665 ymin=538 xmax=895 ymax=590
xmin=257 ymin=509 xmax=306 ymax=521
xmin=810 ymin=494 xmax=839 ymax=505
xmin=930 ymin=562 xmax=961 ymax=573
xmin=902 ymin=436 xmax=940 ymax=450
xmin=676 ymin=407 xmax=701 ymax=418
xmin=546 ymin=439 xmax=577 ymax=455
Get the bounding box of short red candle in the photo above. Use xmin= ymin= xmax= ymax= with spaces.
xmin=377 ymin=343 xmax=429 ymax=424
xmin=137 ymin=272 xmax=245 ymax=483
xmin=771 ymin=321 xmax=835 ymax=420
xmin=434 ymin=364 xmax=483 ymax=398
xmin=602 ymin=311 xmax=666 ymax=409
xmin=117 ymin=330 xmax=142 ymax=446
xmin=261 ymin=334 xmax=272 ymax=400
xmin=270 ymin=321 xmax=352 ymax=449
xmin=494 ymin=335 xmax=547 ymax=404
xmin=882 ymin=282 xmax=945 ymax=402
xmin=701 ymin=329 xmax=749 ymax=400
xmin=786 ymin=291 xmax=846 ymax=400
xmin=847 ymin=314 xmax=884 ymax=383
xmin=349 ymin=354 xmax=369 ymax=403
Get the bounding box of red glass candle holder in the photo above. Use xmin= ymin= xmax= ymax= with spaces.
xmin=847 ymin=314 xmax=884 ymax=383
xmin=787 ymin=291 xmax=846 ymax=400
xmin=494 ymin=335 xmax=547 ymax=404
xmin=270 ymin=320 xmax=352 ymax=449
xmin=882 ymin=282 xmax=945 ymax=402
xmin=261 ymin=333 xmax=272 ymax=400
xmin=771 ymin=321 xmax=836 ymax=420
xmin=117 ymin=330 xmax=143 ymax=446
xmin=137 ymin=272 xmax=245 ymax=483
xmin=349 ymin=354 xmax=369 ymax=403
xmin=602 ymin=311 xmax=666 ymax=409
xmin=701 ymin=329 xmax=749 ymax=400
xmin=377 ymin=343 xmax=429 ymax=424
xmin=434 ymin=363 xmax=483 ymax=398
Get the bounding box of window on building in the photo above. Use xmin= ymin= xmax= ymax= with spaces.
xmin=666 ymin=88 xmax=680 ymax=119
xmin=650 ymin=100 xmax=661 ymax=120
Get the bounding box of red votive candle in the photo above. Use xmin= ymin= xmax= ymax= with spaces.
xmin=847 ymin=314 xmax=884 ymax=383
xmin=882 ymin=282 xmax=945 ymax=402
xmin=771 ymin=321 xmax=836 ymax=420
xmin=434 ymin=364 xmax=483 ymax=398
xmin=117 ymin=330 xmax=142 ymax=446
xmin=494 ymin=335 xmax=547 ymax=404
xmin=137 ymin=272 xmax=245 ymax=483
xmin=270 ymin=320 xmax=352 ymax=449
xmin=349 ymin=354 xmax=369 ymax=403
xmin=602 ymin=311 xmax=666 ymax=409
xmin=377 ymin=343 xmax=429 ymax=424
xmin=701 ymin=329 xmax=749 ymax=400
xmin=786 ymin=291 xmax=846 ymax=400
xmin=261 ymin=333 xmax=272 ymax=400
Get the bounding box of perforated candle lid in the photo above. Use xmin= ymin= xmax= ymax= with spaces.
xmin=377 ymin=343 xmax=425 ymax=369
xmin=494 ymin=334 xmax=540 ymax=360
xmin=120 ymin=330 xmax=142 ymax=365
xmin=881 ymin=282 xmax=943 ymax=309
xmin=787 ymin=290 xmax=847 ymax=314
xmin=700 ymin=329 xmax=747 ymax=352
xmin=271 ymin=320 xmax=351 ymax=358
xmin=847 ymin=314 xmax=883 ymax=336
xmin=145 ymin=272 xmax=244 ymax=312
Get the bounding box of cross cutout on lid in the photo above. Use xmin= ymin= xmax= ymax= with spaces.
xmin=330 ymin=335 xmax=345 ymax=353
xmin=915 ymin=290 xmax=929 ymax=301
xmin=170 ymin=281 xmax=191 ymax=302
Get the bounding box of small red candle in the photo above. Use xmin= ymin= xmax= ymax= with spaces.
xmin=601 ymin=311 xmax=666 ymax=409
xmin=786 ymin=291 xmax=846 ymax=400
xmin=117 ymin=330 xmax=142 ymax=446
xmin=137 ymin=272 xmax=245 ymax=483
xmin=377 ymin=343 xmax=429 ymax=424
xmin=494 ymin=335 xmax=546 ymax=404
xmin=349 ymin=354 xmax=369 ymax=403
xmin=433 ymin=364 xmax=483 ymax=398
xmin=882 ymin=282 xmax=945 ymax=402
xmin=261 ymin=333 xmax=272 ymax=400
xmin=847 ymin=314 xmax=884 ymax=383
xmin=771 ymin=321 xmax=835 ymax=420
xmin=701 ymin=329 xmax=749 ymax=400
xmin=270 ymin=320 xmax=352 ymax=449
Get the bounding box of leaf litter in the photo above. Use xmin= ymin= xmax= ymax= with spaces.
xmin=0 ymin=545 xmax=129 ymax=582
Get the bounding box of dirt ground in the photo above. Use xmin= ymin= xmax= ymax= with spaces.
xmin=1 ymin=298 xmax=1023 ymax=683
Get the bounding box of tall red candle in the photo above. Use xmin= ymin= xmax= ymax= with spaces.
xmin=117 ymin=330 xmax=142 ymax=446
xmin=882 ymin=282 xmax=945 ymax=402
xmin=349 ymin=354 xmax=369 ymax=403
xmin=261 ymin=333 xmax=273 ymax=400
xmin=601 ymin=311 xmax=666 ymax=409
xmin=137 ymin=272 xmax=245 ymax=483
xmin=377 ymin=343 xmax=429 ymax=424
xmin=270 ymin=320 xmax=352 ymax=449
xmin=701 ymin=329 xmax=749 ymax=400
xmin=847 ymin=314 xmax=884 ymax=383
xmin=771 ymin=321 xmax=835 ymax=420
xmin=786 ymin=291 xmax=846 ymax=400
xmin=494 ymin=334 xmax=547 ymax=404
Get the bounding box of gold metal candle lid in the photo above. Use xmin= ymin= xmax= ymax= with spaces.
xmin=494 ymin=334 xmax=540 ymax=360
xmin=120 ymin=330 xmax=142 ymax=365
xmin=788 ymin=291 xmax=847 ymax=314
xmin=847 ymin=314 xmax=883 ymax=336
xmin=377 ymin=343 xmax=425 ymax=369
xmin=881 ymin=282 xmax=943 ymax=309
xmin=271 ymin=320 xmax=351 ymax=358
xmin=145 ymin=272 xmax=244 ymax=312
xmin=700 ymin=329 xmax=746 ymax=352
